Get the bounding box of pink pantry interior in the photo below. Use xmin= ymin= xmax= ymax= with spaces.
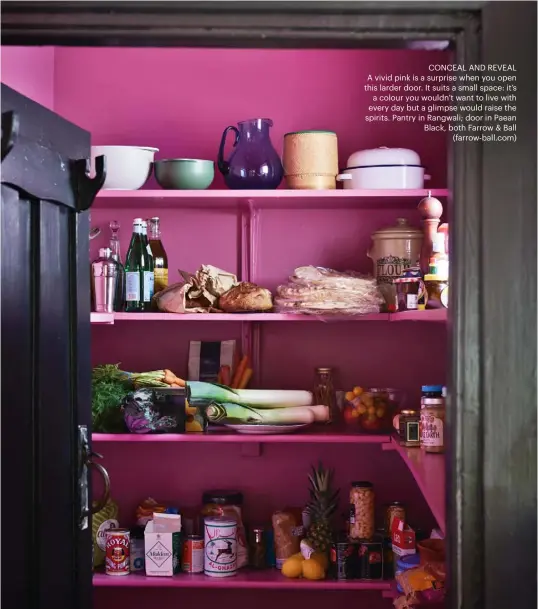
xmin=2 ymin=45 xmax=452 ymax=609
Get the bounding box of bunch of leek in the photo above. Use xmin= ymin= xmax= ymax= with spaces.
xmin=188 ymin=381 xmax=328 ymax=425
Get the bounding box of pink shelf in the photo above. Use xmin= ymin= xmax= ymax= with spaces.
xmin=90 ymin=310 xmax=446 ymax=324
xmin=390 ymin=309 xmax=447 ymax=322
xmin=92 ymin=428 xmax=391 ymax=444
xmin=93 ymin=570 xmax=393 ymax=590
xmin=384 ymin=438 xmax=446 ymax=534
xmin=93 ymin=188 xmax=450 ymax=210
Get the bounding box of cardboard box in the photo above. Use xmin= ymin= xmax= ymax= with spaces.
xmin=391 ymin=516 xmax=416 ymax=558
xmin=144 ymin=515 xmax=182 ymax=576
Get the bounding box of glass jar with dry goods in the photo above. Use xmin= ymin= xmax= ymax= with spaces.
xmin=384 ymin=502 xmax=406 ymax=536
xmin=313 ymin=367 xmax=336 ymax=423
xmin=349 ymin=481 xmax=375 ymax=540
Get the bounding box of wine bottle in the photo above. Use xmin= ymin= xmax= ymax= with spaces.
xmin=141 ymin=220 xmax=155 ymax=312
xmin=125 ymin=218 xmax=148 ymax=312
xmin=148 ymin=217 xmax=168 ymax=294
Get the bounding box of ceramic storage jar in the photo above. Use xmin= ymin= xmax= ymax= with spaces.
xmin=367 ymin=218 xmax=423 ymax=311
xmin=283 ymin=131 xmax=338 ymax=190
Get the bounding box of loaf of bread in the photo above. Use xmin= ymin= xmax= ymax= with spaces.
xmin=219 ymin=282 xmax=273 ymax=312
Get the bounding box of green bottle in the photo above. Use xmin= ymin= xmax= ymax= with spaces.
xmin=125 ymin=218 xmax=154 ymax=312
xmin=141 ymin=220 xmax=155 ymax=311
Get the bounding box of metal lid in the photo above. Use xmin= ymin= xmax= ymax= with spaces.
xmin=316 ymin=367 xmax=333 ymax=374
xmin=351 ymin=481 xmax=373 ymax=488
xmin=393 ymin=277 xmax=422 ymax=284
xmin=421 ymin=385 xmax=444 ymax=393
xmin=401 ymin=409 xmax=418 ymax=415
xmin=202 ymin=490 xmax=243 ymax=506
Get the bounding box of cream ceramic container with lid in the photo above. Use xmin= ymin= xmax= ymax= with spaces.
xmin=337 ymin=147 xmax=430 ymax=189
xmin=367 ymin=218 xmax=423 ymax=310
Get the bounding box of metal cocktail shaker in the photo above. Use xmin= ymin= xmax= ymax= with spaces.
xmin=91 ymin=248 xmax=118 ymax=313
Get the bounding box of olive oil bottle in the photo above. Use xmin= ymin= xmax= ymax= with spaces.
xmin=148 ymin=217 xmax=168 ymax=294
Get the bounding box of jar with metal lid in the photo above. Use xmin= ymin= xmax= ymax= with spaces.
xmin=349 ymin=481 xmax=375 ymax=540
xmin=420 ymin=398 xmax=445 ymax=453
xmin=398 ymin=410 xmax=420 ymax=447
xmin=313 ymin=367 xmax=336 ymax=423
xmin=421 ymin=385 xmax=444 ymax=402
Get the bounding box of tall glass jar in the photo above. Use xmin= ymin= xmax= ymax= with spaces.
xmin=313 ymin=367 xmax=336 ymax=423
xmin=349 ymin=481 xmax=375 ymax=541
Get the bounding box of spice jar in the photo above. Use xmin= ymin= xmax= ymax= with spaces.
xmin=313 ymin=367 xmax=336 ymax=423
xmin=398 ymin=410 xmax=420 ymax=447
xmin=349 ymin=481 xmax=375 ymax=540
xmin=249 ymin=527 xmax=266 ymax=569
xmin=420 ymin=398 xmax=445 ymax=453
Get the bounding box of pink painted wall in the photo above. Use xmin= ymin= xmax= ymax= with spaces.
xmin=54 ymin=48 xmax=449 ymax=188
xmin=1 ymin=46 xmax=55 ymax=110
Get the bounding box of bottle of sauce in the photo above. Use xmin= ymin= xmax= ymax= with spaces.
xmin=148 ymin=217 xmax=168 ymax=295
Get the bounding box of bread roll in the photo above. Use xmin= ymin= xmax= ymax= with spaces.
xmin=219 ymin=282 xmax=273 ymax=312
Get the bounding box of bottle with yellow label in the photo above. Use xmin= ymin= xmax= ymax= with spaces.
xmin=148 ymin=217 xmax=168 ymax=295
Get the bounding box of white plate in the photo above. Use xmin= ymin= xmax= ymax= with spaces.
xmin=223 ymin=423 xmax=311 ymax=435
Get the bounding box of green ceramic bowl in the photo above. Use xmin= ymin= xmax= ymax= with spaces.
xmin=154 ymin=159 xmax=215 ymax=190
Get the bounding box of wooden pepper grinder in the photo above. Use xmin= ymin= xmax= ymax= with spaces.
xmin=417 ymin=191 xmax=443 ymax=276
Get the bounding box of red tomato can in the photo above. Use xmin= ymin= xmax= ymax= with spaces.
xmin=182 ymin=535 xmax=204 ymax=573
xmin=105 ymin=529 xmax=130 ymax=576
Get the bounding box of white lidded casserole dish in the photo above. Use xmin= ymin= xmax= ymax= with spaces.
xmin=336 ymin=147 xmax=430 ymax=189
xmin=91 ymin=145 xmax=159 ymax=190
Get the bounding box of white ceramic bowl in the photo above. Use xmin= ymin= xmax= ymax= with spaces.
xmin=91 ymin=146 xmax=159 ymax=190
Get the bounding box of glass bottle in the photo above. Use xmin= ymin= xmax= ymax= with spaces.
xmin=313 ymin=367 xmax=336 ymax=423
xmin=148 ymin=217 xmax=168 ymax=295
xmin=249 ymin=527 xmax=266 ymax=569
xmin=140 ymin=220 xmax=155 ymax=311
xmin=109 ymin=220 xmax=125 ymax=312
xmin=125 ymin=219 xmax=150 ymax=312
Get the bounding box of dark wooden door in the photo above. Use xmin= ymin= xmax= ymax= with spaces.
xmin=1 ymin=85 xmax=105 ymax=609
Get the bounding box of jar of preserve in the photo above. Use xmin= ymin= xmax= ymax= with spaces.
xmin=398 ymin=410 xmax=420 ymax=447
xmin=349 ymin=481 xmax=375 ymax=540
xmin=420 ymin=398 xmax=445 ymax=453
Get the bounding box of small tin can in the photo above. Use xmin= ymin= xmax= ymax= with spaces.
xmin=204 ymin=517 xmax=237 ymax=578
xmin=385 ymin=502 xmax=406 ymax=536
xmin=105 ymin=529 xmax=130 ymax=576
xmin=357 ymin=536 xmax=384 ymax=580
xmin=182 ymin=535 xmax=204 ymax=573
xmin=330 ymin=540 xmax=359 ymax=580
xmin=129 ymin=527 xmax=145 ymax=572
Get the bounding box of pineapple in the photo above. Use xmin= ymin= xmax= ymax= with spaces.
xmin=305 ymin=462 xmax=340 ymax=553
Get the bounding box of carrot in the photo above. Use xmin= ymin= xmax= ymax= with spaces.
xmin=232 ymin=350 xmax=240 ymax=381
xmin=220 ymin=365 xmax=231 ymax=387
xmin=170 ymin=382 xmax=183 ymax=388
xmin=163 ymin=369 xmax=179 ymax=385
xmin=230 ymin=355 xmax=249 ymax=389
xmin=174 ymin=377 xmax=186 ymax=388
xmin=217 ymin=371 xmax=223 ymax=384
xmin=238 ymin=368 xmax=253 ymax=390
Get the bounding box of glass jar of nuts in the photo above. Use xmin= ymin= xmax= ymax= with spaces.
xmin=349 ymin=481 xmax=375 ymax=540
